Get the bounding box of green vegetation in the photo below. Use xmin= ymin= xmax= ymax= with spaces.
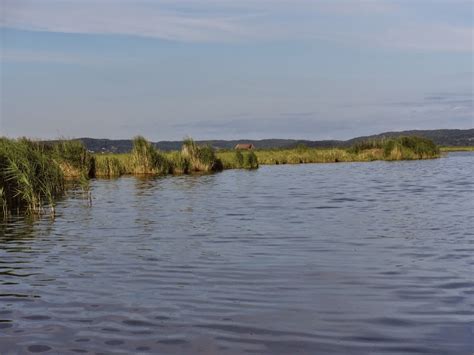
xmin=0 ymin=136 xmax=228 ymax=215
xmin=94 ymin=155 xmax=126 ymax=178
xmin=95 ymin=153 xmax=130 ymax=177
xmin=94 ymin=137 xmax=224 ymax=176
xmin=49 ymin=140 xmax=96 ymax=178
xmin=1 ymin=134 xmax=444 ymax=216
xmin=255 ymin=148 xmax=355 ymax=165
xmin=217 ymin=150 xmax=259 ymax=169
xmin=166 ymin=151 xmax=190 ymax=174
xmin=440 ymin=146 xmax=474 ymax=152
xmin=181 ymin=138 xmax=223 ymax=172
xmin=130 ymin=136 xmax=171 ymax=175
xmin=254 ymin=136 xmax=440 ymax=165
xmin=79 ymin=129 xmax=474 ymax=153
xmin=382 ymin=136 xmax=439 ymax=160
xmin=0 ymin=138 xmax=64 ymax=214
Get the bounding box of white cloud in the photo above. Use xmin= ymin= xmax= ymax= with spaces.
xmin=0 ymin=0 xmax=472 ymax=51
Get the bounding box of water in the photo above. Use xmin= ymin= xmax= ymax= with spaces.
xmin=1 ymin=153 xmax=473 ymax=354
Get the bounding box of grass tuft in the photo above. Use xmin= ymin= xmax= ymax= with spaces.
xmin=130 ymin=136 xmax=171 ymax=175
xmin=382 ymin=136 xmax=440 ymax=160
xmin=0 ymin=138 xmax=64 ymax=215
xmin=181 ymin=138 xmax=223 ymax=172
xmin=95 ymin=155 xmax=126 ymax=178
xmin=50 ymin=140 xmax=96 ymax=178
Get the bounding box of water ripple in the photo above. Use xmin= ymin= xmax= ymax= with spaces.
xmin=0 ymin=153 xmax=473 ymax=354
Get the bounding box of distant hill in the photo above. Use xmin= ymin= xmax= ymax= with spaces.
xmin=344 ymin=129 xmax=474 ymax=147
xmin=77 ymin=129 xmax=473 ymax=153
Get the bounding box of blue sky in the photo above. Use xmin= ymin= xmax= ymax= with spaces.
xmin=1 ymin=0 xmax=472 ymax=140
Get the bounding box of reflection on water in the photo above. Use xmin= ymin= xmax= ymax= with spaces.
xmin=1 ymin=153 xmax=473 ymax=354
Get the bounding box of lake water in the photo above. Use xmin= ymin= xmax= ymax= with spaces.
xmin=1 ymin=152 xmax=473 ymax=354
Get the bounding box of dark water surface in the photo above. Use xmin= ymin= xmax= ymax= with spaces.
xmin=1 ymin=153 xmax=473 ymax=354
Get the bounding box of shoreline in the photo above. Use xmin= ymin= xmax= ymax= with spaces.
xmin=0 ymin=135 xmax=451 ymax=215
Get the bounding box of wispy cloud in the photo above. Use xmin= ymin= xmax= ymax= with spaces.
xmin=169 ymin=91 xmax=474 ymax=140
xmin=0 ymin=49 xmax=99 ymax=65
xmin=1 ymin=0 xmax=472 ymax=51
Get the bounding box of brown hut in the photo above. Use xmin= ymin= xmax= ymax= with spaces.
xmin=234 ymin=143 xmax=255 ymax=150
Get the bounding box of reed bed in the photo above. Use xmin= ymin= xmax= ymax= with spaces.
xmin=217 ymin=150 xmax=259 ymax=169
xmin=165 ymin=151 xmax=190 ymax=174
xmin=181 ymin=138 xmax=223 ymax=172
xmin=94 ymin=137 xmax=223 ymax=176
xmin=129 ymin=136 xmax=171 ymax=175
xmin=255 ymin=136 xmax=440 ymax=165
xmin=440 ymin=146 xmax=474 ymax=152
xmin=1 ymin=135 xmax=442 ymax=216
xmin=0 ymin=138 xmax=64 ymax=215
xmin=94 ymin=155 xmax=126 ymax=178
xmin=49 ymin=140 xmax=96 ymax=178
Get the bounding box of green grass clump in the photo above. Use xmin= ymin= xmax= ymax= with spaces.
xmin=349 ymin=136 xmax=439 ymax=160
xmin=216 ymin=150 xmax=259 ymax=169
xmin=0 ymin=138 xmax=64 ymax=215
xmin=382 ymin=136 xmax=440 ymax=160
xmin=166 ymin=151 xmax=190 ymax=174
xmin=349 ymin=140 xmax=384 ymax=154
xmin=95 ymin=155 xmax=126 ymax=178
xmin=50 ymin=140 xmax=96 ymax=178
xmin=130 ymin=136 xmax=171 ymax=175
xmin=254 ymin=148 xmax=354 ymax=165
xmin=440 ymin=146 xmax=474 ymax=152
xmin=253 ymin=136 xmax=439 ymax=165
xmin=181 ymin=138 xmax=223 ymax=172
xmin=238 ymin=150 xmax=259 ymax=169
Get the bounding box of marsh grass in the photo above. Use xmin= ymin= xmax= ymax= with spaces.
xmin=439 ymin=146 xmax=474 ymax=152
xmin=95 ymin=155 xmax=126 ymax=178
xmin=349 ymin=140 xmax=385 ymax=154
xmin=1 ymin=134 xmax=442 ymax=216
xmin=166 ymin=151 xmax=190 ymax=174
xmin=217 ymin=150 xmax=259 ymax=169
xmin=181 ymin=138 xmax=223 ymax=172
xmin=254 ymin=148 xmax=355 ymax=165
xmin=94 ymin=137 xmax=224 ymax=177
xmin=50 ymin=140 xmax=95 ymax=178
xmin=382 ymin=136 xmax=439 ymax=160
xmin=0 ymin=138 xmax=64 ymax=215
xmin=130 ymin=136 xmax=171 ymax=175
xmin=254 ymin=136 xmax=439 ymax=165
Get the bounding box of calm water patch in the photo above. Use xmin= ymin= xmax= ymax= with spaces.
xmin=1 ymin=153 xmax=473 ymax=354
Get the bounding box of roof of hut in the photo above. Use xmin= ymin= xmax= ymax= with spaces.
xmin=234 ymin=143 xmax=255 ymax=150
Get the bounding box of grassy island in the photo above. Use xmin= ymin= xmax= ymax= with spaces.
xmin=1 ymin=135 xmax=442 ymax=215
xmin=250 ymin=136 xmax=440 ymax=165
xmin=440 ymin=146 xmax=474 ymax=152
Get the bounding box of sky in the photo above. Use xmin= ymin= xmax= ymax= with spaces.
xmin=0 ymin=0 xmax=473 ymax=141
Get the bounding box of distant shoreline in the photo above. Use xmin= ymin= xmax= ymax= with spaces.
xmin=439 ymin=146 xmax=474 ymax=152
xmin=1 ymin=135 xmax=441 ymax=216
xmin=36 ymin=128 xmax=473 ymax=154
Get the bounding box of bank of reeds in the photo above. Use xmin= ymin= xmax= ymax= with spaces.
xmin=181 ymin=138 xmax=223 ymax=172
xmin=217 ymin=150 xmax=259 ymax=169
xmin=440 ymin=146 xmax=474 ymax=152
xmin=382 ymin=136 xmax=439 ymax=160
xmin=166 ymin=151 xmax=190 ymax=174
xmin=254 ymin=136 xmax=440 ymax=165
xmin=0 ymin=138 xmax=64 ymax=214
xmin=1 ymin=135 xmax=441 ymax=215
xmin=129 ymin=136 xmax=171 ymax=175
xmin=254 ymin=148 xmax=354 ymax=165
xmin=94 ymin=137 xmax=223 ymax=176
xmin=94 ymin=155 xmax=126 ymax=178
xmin=49 ymin=140 xmax=96 ymax=179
